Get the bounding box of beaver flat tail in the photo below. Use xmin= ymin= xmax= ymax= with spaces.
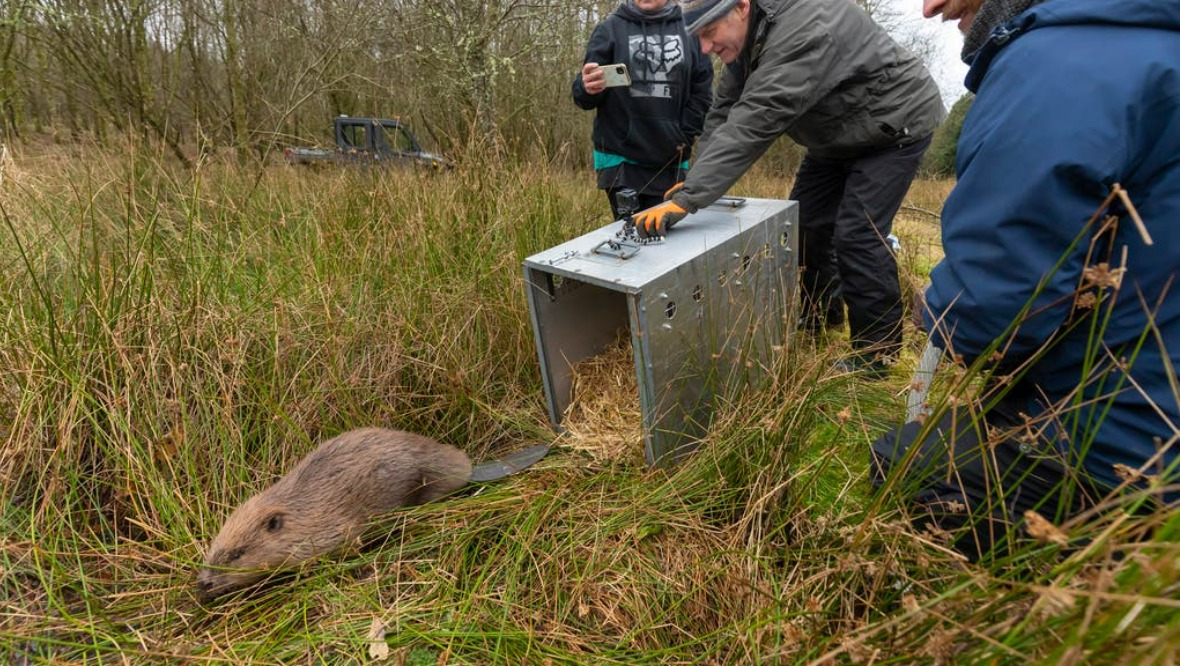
xmin=413 ymin=444 xmax=473 ymax=503
xmin=469 ymin=444 xmax=550 ymax=482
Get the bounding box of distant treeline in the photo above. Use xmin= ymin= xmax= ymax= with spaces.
xmin=0 ymin=0 xmax=966 ymax=171
xmin=0 ymin=0 xmax=621 ymax=165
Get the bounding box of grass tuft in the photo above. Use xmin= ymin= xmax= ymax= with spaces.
xmin=0 ymin=149 xmax=1175 ymax=663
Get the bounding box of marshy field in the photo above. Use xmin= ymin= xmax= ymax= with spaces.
xmin=0 ymin=146 xmax=1176 ymax=664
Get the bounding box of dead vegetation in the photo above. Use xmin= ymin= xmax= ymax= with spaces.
xmin=0 ymin=154 xmax=1175 ymax=663
xmin=559 ymin=337 xmax=645 ymax=465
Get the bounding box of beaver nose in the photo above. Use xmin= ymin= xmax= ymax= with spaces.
xmin=196 ymin=577 xmax=216 ymax=601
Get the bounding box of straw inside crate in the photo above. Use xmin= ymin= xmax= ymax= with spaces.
xmin=560 ymin=337 xmax=644 ymax=464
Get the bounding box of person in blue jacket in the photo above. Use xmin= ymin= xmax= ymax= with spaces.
xmin=572 ymin=0 xmax=714 ymax=219
xmin=872 ymin=0 xmax=1180 ymax=561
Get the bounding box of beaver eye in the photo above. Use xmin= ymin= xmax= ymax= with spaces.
xmin=227 ymin=547 xmax=246 ymax=562
xmin=266 ymin=514 xmax=284 ymax=533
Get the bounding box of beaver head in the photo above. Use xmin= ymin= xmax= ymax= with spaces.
xmin=196 ymin=491 xmax=347 ymax=601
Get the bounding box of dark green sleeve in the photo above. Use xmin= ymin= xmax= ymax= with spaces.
xmin=677 ymin=12 xmax=840 ymax=211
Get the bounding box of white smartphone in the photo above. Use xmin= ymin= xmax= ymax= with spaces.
xmin=599 ymin=63 xmax=632 ymax=88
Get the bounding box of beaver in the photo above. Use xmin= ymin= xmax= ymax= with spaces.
xmin=196 ymin=427 xmax=473 ymax=600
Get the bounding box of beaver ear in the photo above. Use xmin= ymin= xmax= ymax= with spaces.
xmin=265 ymin=512 xmax=285 ymax=533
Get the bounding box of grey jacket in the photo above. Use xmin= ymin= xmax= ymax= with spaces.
xmin=674 ymin=0 xmax=946 ymax=212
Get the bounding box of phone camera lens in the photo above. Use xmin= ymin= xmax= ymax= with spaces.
xmin=616 ymin=66 xmax=624 ymax=74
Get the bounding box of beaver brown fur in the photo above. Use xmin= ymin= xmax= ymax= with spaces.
xmin=196 ymin=427 xmax=472 ymax=600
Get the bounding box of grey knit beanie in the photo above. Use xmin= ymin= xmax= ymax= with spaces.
xmin=681 ymin=0 xmax=741 ymax=33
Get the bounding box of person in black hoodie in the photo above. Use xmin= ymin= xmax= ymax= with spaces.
xmin=573 ymin=0 xmax=714 ymax=219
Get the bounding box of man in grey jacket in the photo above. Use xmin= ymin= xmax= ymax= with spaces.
xmin=633 ymin=0 xmax=945 ymax=375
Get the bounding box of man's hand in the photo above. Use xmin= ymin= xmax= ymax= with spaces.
xmin=581 ymin=63 xmax=606 ymax=95
xmin=631 ymin=200 xmax=687 ymax=238
xmin=663 ymin=182 xmax=684 ymax=200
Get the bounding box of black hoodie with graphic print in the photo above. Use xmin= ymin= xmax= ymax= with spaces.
xmin=572 ymin=1 xmax=714 ymax=195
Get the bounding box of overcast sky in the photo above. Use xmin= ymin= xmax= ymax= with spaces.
xmin=888 ymin=0 xmax=971 ymax=106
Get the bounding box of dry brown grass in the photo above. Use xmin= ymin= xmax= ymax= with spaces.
xmin=558 ymin=337 xmax=645 ymax=465
xmin=895 ymin=177 xmax=953 ymax=278
xmin=3 ymin=150 xmax=1177 ymax=664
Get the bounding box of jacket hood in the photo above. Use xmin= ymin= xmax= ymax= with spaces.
xmin=616 ymin=0 xmax=682 ymax=23
xmin=966 ymin=0 xmax=1180 ymax=90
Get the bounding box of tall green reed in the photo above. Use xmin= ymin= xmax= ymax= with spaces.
xmin=0 ymin=147 xmax=1175 ymax=663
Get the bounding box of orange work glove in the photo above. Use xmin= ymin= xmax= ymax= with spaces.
xmin=631 ymin=200 xmax=687 ymax=238
xmin=663 ymin=181 xmax=684 ymax=201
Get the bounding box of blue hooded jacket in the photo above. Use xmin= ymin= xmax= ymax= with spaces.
xmin=923 ymin=0 xmax=1180 ymax=497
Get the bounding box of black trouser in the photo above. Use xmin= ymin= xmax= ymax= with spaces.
xmin=792 ymin=135 xmax=931 ymax=356
xmin=870 ymin=391 xmax=1097 ymax=562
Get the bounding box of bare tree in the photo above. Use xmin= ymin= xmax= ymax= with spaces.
xmin=0 ymin=0 xmax=35 ymax=140
xmin=855 ymin=0 xmax=940 ymax=64
xmin=34 ymin=0 xmax=192 ymax=163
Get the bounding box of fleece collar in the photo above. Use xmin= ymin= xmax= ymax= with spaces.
xmin=964 ymin=0 xmax=1180 ymax=92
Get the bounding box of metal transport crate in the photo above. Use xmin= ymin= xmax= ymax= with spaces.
xmin=523 ymin=197 xmax=799 ymax=466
